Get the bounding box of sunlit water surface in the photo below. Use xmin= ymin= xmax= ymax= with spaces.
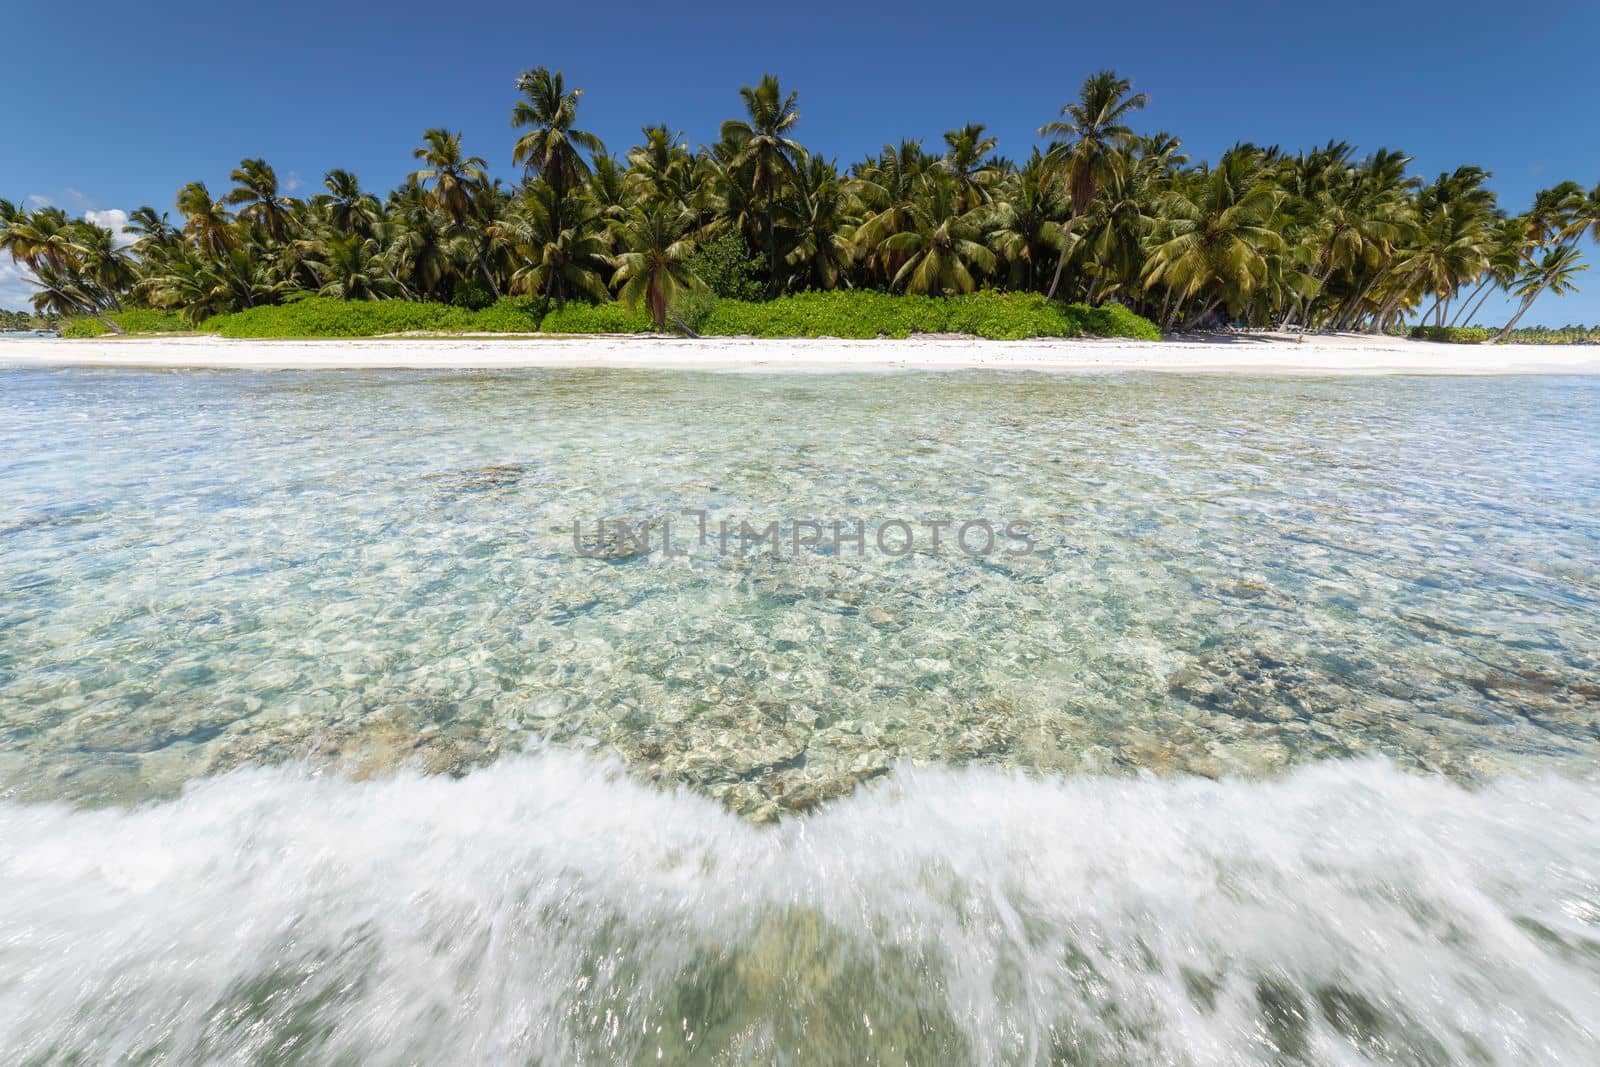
xmin=1 ymin=367 xmax=1597 ymax=1064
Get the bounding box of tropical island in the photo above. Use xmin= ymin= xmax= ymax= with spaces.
xmin=2 ymin=68 xmax=1597 ymax=344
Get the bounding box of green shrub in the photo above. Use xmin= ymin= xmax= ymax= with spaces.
xmin=60 ymin=318 xmax=109 ymax=338
xmin=697 ymin=290 xmax=1157 ymax=341
xmin=538 ymin=302 xmax=655 ymax=334
xmin=672 ymin=289 xmax=720 ymax=334
xmin=207 ymin=297 xmax=475 ymax=338
xmin=191 ymin=291 xmax=1159 ymax=341
xmin=61 ymin=308 xmax=188 ymax=338
xmin=684 ymin=230 xmax=765 ymax=300
xmin=1073 ymin=301 xmax=1163 ymax=341
xmin=1409 ymin=325 xmax=1492 ymax=344
xmin=462 ymin=296 xmax=546 ymax=333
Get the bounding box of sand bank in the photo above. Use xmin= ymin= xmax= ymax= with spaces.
xmin=3 ymin=332 xmax=1598 ymax=374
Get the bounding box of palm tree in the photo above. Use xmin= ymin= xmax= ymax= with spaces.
xmin=986 ymin=149 xmax=1068 ymax=292
xmin=1495 ymin=244 xmax=1587 ymax=340
xmin=316 ymin=169 xmax=382 ymax=237
xmin=126 ymin=206 xmax=180 ymax=249
xmin=176 ymin=182 xmax=235 ymax=259
xmin=611 ymin=203 xmax=704 ymax=330
xmin=511 ymin=67 xmax=606 ymax=196
xmin=851 ymin=140 xmax=937 ymax=288
xmin=306 ymin=234 xmax=395 ymax=300
xmin=411 ymin=129 xmax=490 ymax=228
xmin=941 ymin=123 xmax=998 ymax=210
xmin=410 ymin=129 xmax=499 ymax=298
xmin=497 ymin=183 xmax=613 ymax=306
xmin=1142 ymin=152 xmax=1286 ymax=329
xmin=1039 ymin=70 xmax=1148 ymax=300
xmin=225 ymin=159 xmax=296 ymax=244
xmin=1487 ymin=183 xmax=1598 ymax=337
xmin=720 ymin=74 xmax=804 ymax=289
xmin=780 ymin=155 xmax=857 ymax=291
xmin=882 ymin=179 xmax=996 ymax=296
xmin=146 ymin=245 xmax=284 ymax=323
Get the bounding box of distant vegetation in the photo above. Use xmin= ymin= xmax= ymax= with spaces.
xmin=1409 ymin=323 xmax=1600 ymax=345
xmin=0 ymin=308 xmax=58 ymax=332
xmin=59 ymin=308 xmax=187 ymax=338
xmin=4 ymin=66 xmax=1596 ymax=340
xmin=1495 ymin=324 xmax=1600 ymax=344
xmin=1408 ymin=325 xmax=1495 ymax=344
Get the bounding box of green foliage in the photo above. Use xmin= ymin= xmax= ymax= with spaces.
xmin=60 ymin=309 xmax=188 ymax=338
xmin=462 ymin=296 xmax=545 ymax=332
xmin=0 ymin=308 xmax=57 ymax=332
xmin=207 ymin=297 xmax=477 ymax=338
xmin=684 ymin=229 xmax=765 ymax=300
xmin=58 ymin=319 xmax=109 ymax=338
xmin=671 ymin=289 xmax=720 ymax=334
xmin=1494 ymin=324 xmax=1600 ymax=344
xmin=698 ymin=290 xmax=1157 ymax=340
xmin=1076 ymin=300 xmax=1163 ymax=341
xmin=1409 ymin=324 xmax=1493 ymax=344
xmin=538 ymin=301 xmax=655 ymax=334
xmin=185 ymin=291 xmax=1154 ymax=340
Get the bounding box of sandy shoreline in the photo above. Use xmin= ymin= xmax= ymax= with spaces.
xmin=3 ymin=332 xmax=1599 ymax=374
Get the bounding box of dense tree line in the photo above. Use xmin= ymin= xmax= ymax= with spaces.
xmin=3 ymin=69 xmax=1596 ymax=336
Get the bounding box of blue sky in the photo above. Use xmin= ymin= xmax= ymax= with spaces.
xmin=6 ymin=0 xmax=1598 ymax=324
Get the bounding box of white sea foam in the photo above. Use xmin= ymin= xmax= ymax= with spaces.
xmin=2 ymin=756 xmax=1596 ymax=1064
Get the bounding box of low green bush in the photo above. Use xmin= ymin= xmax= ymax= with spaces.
xmin=1074 ymin=301 xmax=1163 ymax=341
xmin=194 ymin=291 xmax=1159 ymax=341
xmin=697 ymin=290 xmax=1158 ymax=341
xmin=60 ymin=308 xmax=188 ymax=338
xmin=684 ymin=230 xmax=765 ymax=301
xmin=538 ymin=301 xmax=654 ymax=334
xmin=207 ymin=297 xmax=475 ymax=338
xmin=1409 ymin=325 xmax=1493 ymax=344
xmin=461 ymin=297 xmax=545 ymax=333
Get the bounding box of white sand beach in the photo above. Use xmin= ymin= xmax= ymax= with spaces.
xmin=2 ymin=332 xmax=1599 ymax=374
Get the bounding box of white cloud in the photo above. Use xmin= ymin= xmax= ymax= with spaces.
xmin=26 ymin=193 xmax=51 ymax=207
xmin=284 ymin=171 xmax=303 ymax=192
xmin=0 ymin=258 xmax=37 ymax=312
xmin=85 ymin=208 xmax=137 ymax=248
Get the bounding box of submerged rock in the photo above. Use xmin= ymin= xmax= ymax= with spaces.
xmin=1166 ymin=644 xmax=1346 ymax=724
xmin=422 ymin=463 xmax=530 ymax=496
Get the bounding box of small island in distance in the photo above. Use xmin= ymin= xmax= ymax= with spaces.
xmin=3 ymin=67 xmax=1597 ymax=344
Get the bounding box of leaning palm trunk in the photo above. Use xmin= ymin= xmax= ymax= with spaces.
xmin=1494 ymin=233 xmax=1582 ymax=342
xmin=1493 ymin=294 xmax=1539 ymax=342
xmin=1043 ymin=208 xmax=1078 ymax=301
xmin=475 ymin=247 xmax=501 ymax=300
xmin=1333 ymin=267 xmax=1388 ymax=331
xmin=1449 ymin=275 xmax=1494 ymax=327
xmin=1459 ymin=280 xmax=1500 ymax=327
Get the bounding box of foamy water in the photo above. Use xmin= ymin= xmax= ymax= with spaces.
xmin=2 ymin=756 xmax=1596 ymax=1064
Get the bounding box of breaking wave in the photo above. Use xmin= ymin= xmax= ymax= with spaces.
xmin=2 ymin=756 xmax=1597 ymax=1064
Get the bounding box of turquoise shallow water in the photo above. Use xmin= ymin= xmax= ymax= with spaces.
xmin=3 ymin=368 xmax=1598 ymax=808
xmin=1 ymin=367 xmax=1598 ymax=1063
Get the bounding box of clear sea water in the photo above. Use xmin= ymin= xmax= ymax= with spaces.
xmin=1 ymin=366 xmax=1597 ymax=1064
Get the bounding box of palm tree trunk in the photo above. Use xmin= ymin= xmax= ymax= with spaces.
xmin=1449 ymin=276 xmax=1493 ymax=326
xmin=1043 ymin=208 xmax=1079 ymax=301
xmin=1492 ymin=232 xmax=1583 ymax=342
xmin=1336 ymin=270 xmax=1384 ymax=331
xmin=765 ymin=205 xmax=778 ymax=295
xmin=475 ymin=247 xmax=501 ymax=300
xmin=1493 ymin=295 xmax=1538 ymax=343
xmin=1460 ymin=280 xmax=1499 ymax=327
